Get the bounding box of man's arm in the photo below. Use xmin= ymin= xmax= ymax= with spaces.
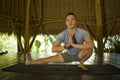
xmin=52 ymin=42 xmax=65 ymax=53
xmin=71 ymin=36 xmax=94 ymax=49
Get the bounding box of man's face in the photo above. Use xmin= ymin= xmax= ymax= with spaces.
xmin=65 ymin=15 xmax=76 ymax=29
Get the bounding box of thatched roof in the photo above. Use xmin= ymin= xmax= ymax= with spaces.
xmin=0 ymin=0 xmax=120 ymax=37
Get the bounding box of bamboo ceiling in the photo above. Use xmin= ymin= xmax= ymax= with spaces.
xmin=0 ymin=0 xmax=120 ymax=38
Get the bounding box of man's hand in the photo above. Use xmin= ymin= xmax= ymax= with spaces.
xmin=64 ymin=32 xmax=75 ymax=49
xmin=64 ymin=33 xmax=71 ymax=49
xmin=70 ymin=37 xmax=75 ymax=46
xmin=69 ymin=33 xmax=75 ymax=47
xmin=64 ymin=44 xmax=70 ymax=49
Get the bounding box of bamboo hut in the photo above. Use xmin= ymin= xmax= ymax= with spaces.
xmin=0 ymin=0 xmax=120 ymax=80
xmin=0 ymin=0 xmax=120 ymax=53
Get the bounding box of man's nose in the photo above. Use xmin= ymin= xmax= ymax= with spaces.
xmin=69 ymin=21 xmax=72 ymax=23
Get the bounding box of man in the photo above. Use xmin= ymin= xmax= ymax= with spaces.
xmin=25 ymin=12 xmax=94 ymax=70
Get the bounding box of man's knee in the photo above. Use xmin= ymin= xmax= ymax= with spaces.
xmin=88 ymin=49 xmax=93 ymax=54
xmin=78 ymin=50 xmax=85 ymax=58
xmin=55 ymin=54 xmax=64 ymax=62
xmin=78 ymin=49 xmax=93 ymax=59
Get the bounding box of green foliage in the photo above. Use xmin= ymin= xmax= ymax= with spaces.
xmin=44 ymin=35 xmax=49 ymax=45
xmin=0 ymin=33 xmax=57 ymax=56
xmin=0 ymin=33 xmax=17 ymax=53
xmin=35 ymin=40 xmax=41 ymax=48
xmin=49 ymin=35 xmax=55 ymax=44
xmin=33 ymin=34 xmax=56 ymax=54
xmin=104 ymin=35 xmax=120 ymax=53
xmin=35 ymin=40 xmax=41 ymax=53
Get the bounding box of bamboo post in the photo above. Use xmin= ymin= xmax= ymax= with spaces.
xmin=41 ymin=0 xmax=44 ymax=33
xmin=82 ymin=20 xmax=95 ymax=39
xmin=30 ymin=0 xmax=44 ymax=49
xmin=29 ymin=0 xmax=40 ymax=49
xmin=107 ymin=19 xmax=115 ymax=36
xmin=11 ymin=20 xmax=23 ymax=53
xmin=95 ymin=0 xmax=105 ymax=54
xmin=24 ymin=0 xmax=31 ymax=53
xmin=11 ymin=20 xmax=24 ymax=63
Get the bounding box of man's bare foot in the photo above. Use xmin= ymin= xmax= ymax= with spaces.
xmin=25 ymin=52 xmax=32 ymax=65
xmin=79 ymin=64 xmax=89 ymax=71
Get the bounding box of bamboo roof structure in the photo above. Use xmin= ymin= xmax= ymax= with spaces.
xmin=0 ymin=0 xmax=119 ymax=36
xmin=0 ymin=0 xmax=120 ymax=53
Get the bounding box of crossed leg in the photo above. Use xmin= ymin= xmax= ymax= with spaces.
xmin=25 ymin=50 xmax=92 ymax=70
xmin=25 ymin=53 xmax=64 ymax=65
xmin=78 ymin=49 xmax=93 ymax=70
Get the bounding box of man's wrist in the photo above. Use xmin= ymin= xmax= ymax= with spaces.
xmin=64 ymin=45 xmax=70 ymax=49
xmin=64 ymin=45 xmax=68 ymax=49
xmin=64 ymin=45 xmax=73 ymax=49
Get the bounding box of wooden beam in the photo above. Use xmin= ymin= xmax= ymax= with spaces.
xmin=11 ymin=20 xmax=23 ymax=53
xmin=24 ymin=0 xmax=31 ymax=52
xmin=82 ymin=20 xmax=96 ymax=39
xmin=95 ymin=0 xmax=105 ymax=54
xmin=29 ymin=0 xmax=38 ymax=49
xmin=107 ymin=19 xmax=115 ymax=36
xmin=29 ymin=0 xmax=44 ymax=49
xmin=41 ymin=0 xmax=44 ymax=33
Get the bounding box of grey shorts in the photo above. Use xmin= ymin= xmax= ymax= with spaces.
xmin=61 ymin=53 xmax=80 ymax=62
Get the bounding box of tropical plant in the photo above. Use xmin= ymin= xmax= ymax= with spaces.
xmin=35 ymin=40 xmax=41 ymax=53
xmin=49 ymin=35 xmax=55 ymax=44
xmin=104 ymin=35 xmax=120 ymax=53
xmin=0 ymin=33 xmax=17 ymax=53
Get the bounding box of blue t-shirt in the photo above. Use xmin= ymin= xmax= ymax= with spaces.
xmin=56 ymin=28 xmax=90 ymax=55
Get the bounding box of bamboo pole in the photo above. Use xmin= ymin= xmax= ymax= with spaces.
xmin=107 ymin=19 xmax=115 ymax=36
xmin=30 ymin=0 xmax=44 ymax=49
xmin=11 ymin=20 xmax=23 ymax=52
xmin=24 ymin=0 xmax=31 ymax=53
xmin=41 ymin=0 xmax=44 ymax=33
xmin=29 ymin=0 xmax=37 ymax=49
xmin=95 ymin=0 xmax=105 ymax=54
xmin=82 ymin=20 xmax=95 ymax=39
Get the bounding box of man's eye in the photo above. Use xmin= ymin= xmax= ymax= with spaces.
xmin=72 ymin=19 xmax=75 ymax=21
xmin=67 ymin=20 xmax=69 ymax=21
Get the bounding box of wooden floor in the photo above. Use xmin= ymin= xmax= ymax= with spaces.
xmin=1 ymin=70 xmax=120 ymax=80
xmin=1 ymin=72 xmax=120 ymax=80
xmin=0 ymin=52 xmax=120 ymax=80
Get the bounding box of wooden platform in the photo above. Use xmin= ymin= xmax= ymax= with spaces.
xmin=2 ymin=63 xmax=120 ymax=75
xmin=1 ymin=53 xmax=120 ymax=80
